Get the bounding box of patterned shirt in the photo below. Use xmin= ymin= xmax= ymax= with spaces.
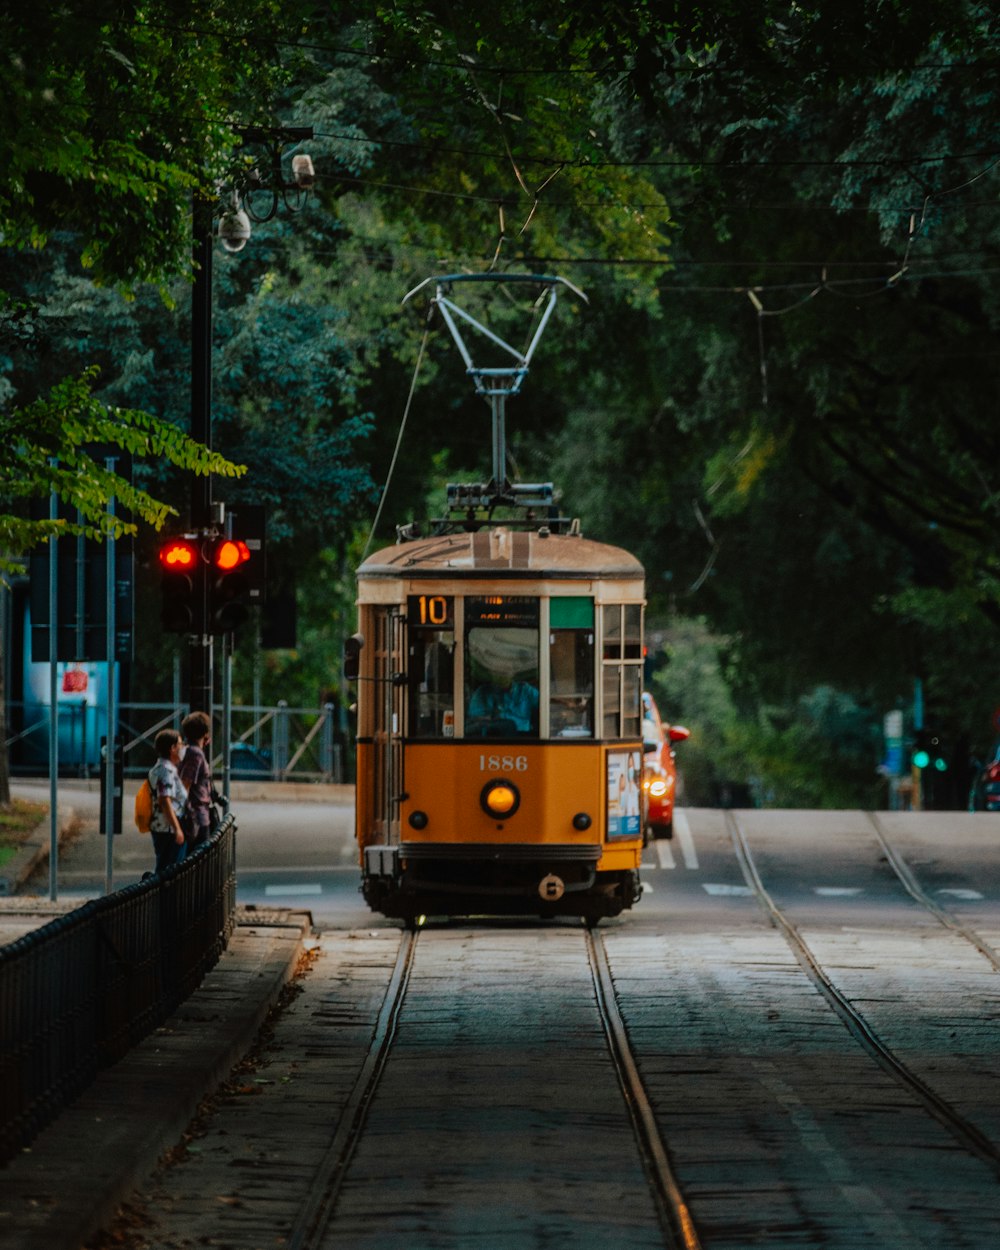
xmin=148 ymin=758 xmax=187 ymax=834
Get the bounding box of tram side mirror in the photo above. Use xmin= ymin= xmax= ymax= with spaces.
xmin=668 ymin=725 xmax=690 ymax=745
xmin=343 ymin=633 xmax=365 ymax=681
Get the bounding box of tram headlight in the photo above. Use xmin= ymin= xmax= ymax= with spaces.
xmin=408 ymin=810 xmax=429 ymax=830
xmin=572 ymin=812 xmax=592 ymax=831
xmin=480 ymin=780 xmax=520 ymax=818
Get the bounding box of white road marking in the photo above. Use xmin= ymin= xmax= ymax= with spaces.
xmin=654 ymin=839 xmax=676 ymax=870
xmin=264 ymin=883 xmax=323 ymax=897
xmin=673 ymin=809 xmax=699 ymax=869
xmin=703 ymin=883 xmax=754 ymax=896
xmin=938 ymin=888 xmax=984 ymax=900
xmin=814 ymin=887 xmax=864 ymax=897
xmin=640 ymin=881 xmax=654 ymax=894
xmin=244 ymin=865 xmax=358 ymax=875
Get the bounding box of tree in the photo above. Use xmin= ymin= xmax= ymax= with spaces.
xmin=0 ymin=371 xmax=245 ymax=803
xmin=0 ymin=2 xmax=302 ymax=802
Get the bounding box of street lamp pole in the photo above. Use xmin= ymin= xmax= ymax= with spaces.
xmin=189 ymin=193 xmax=215 ymax=717
xmin=185 ymin=126 xmax=314 ymax=719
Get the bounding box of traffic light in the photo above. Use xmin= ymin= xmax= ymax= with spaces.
xmin=912 ymin=727 xmax=950 ymax=810
xmin=912 ymin=728 xmax=948 ymax=774
xmin=158 ymin=537 xmax=200 ymax=633
xmin=207 ymin=537 xmax=252 ymax=633
xmin=343 ymin=633 xmax=364 ymax=680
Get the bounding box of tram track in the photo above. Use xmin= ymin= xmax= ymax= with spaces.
xmin=585 ymin=924 xmax=703 ymax=1250
xmin=288 ymin=927 xmax=419 ymax=1250
xmin=726 ymin=810 xmax=1000 ymax=1179
xmin=865 ymin=810 xmax=1000 ymax=971
xmin=282 ymin=921 xmax=699 ymax=1250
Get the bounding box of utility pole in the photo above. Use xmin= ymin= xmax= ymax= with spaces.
xmin=185 ymin=127 xmax=313 ymax=718
xmin=189 ymin=194 xmax=214 ymax=718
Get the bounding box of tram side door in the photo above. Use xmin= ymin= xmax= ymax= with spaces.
xmin=372 ymin=606 xmax=406 ymax=845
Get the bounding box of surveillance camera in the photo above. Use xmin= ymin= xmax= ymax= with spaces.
xmin=218 ymin=203 xmax=251 ymax=253
xmin=291 ymin=153 xmax=315 ymax=189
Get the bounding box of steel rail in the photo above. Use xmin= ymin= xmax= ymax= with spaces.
xmin=726 ymin=811 xmax=1000 ymax=1177
xmin=288 ymin=927 xmax=418 ymax=1250
xmin=865 ymin=811 xmax=1000 ymax=971
xmin=585 ymin=926 xmax=703 ymax=1250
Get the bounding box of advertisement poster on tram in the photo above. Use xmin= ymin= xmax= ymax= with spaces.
xmin=607 ymin=750 xmax=642 ymax=839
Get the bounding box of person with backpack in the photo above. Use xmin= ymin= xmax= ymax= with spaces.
xmin=148 ymin=728 xmax=188 ymax=874
xmin=179 ymin=710 xmax=214 ymax=850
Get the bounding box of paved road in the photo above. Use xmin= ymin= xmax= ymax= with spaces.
xmin=9 ymin=788 xmax=1000 ymax=1247
xmin=9 ymin=777 xmax=373 ymax=928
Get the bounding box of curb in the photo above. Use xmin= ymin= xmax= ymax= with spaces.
xmin=0 ymin=809 xmax=77 ymax=897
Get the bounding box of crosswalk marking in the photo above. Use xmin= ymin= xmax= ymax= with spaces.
xmin=703 ymin=883 xmax=754 ymax=896
xmin=814 ymin=887 xmax=864 ymax=897
xmin=654 ymin=838 xmax=676 ymax=869
xmin=264 ymin=883 xmax=323 ymax=897
xmin=674 ymin=810 xmax=699 ymax=869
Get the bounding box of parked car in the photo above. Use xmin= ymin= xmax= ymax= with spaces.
xmin=229 ymin=741 xmax=273 ymax=779
xmin=968 ymin=740 xmax=1000 ymax=812
xmin=641 ymin=691 xmax=690 ymax=839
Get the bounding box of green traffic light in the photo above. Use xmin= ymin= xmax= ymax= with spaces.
xmin=913 ymin=749 xmax=930 ymax=769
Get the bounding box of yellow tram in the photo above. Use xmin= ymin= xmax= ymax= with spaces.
xmin=348 ymin=272 xmax=647 ymax=921
xmin=351 ymin=526 xmax=647 ymax=921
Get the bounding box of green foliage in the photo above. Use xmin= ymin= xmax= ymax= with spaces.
xmin=0 ymin=0 xmax=300 ymax=286
xmin=6 ymin=2 xmax=1000 ymax=785
xmin=652 ymin=619 xmax=884 ymax=808
xmin=0 ymin=368 xmax=245 ymax=572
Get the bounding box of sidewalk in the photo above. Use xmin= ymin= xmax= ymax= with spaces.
xmin=0 ymin=908 xmax=311 ymax=1250
xmin=1 ymin=799 xmax=313 ymax=1249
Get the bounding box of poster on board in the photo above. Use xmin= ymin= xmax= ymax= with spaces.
xmin=607 ymin=749 xmax=642 ymax=839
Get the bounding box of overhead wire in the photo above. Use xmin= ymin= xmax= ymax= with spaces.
xmin=360 ymin=313 xmax=433 ymax=561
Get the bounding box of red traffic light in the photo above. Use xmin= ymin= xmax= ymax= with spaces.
xmin=213 ymin=539 xmax=251 ymax=571
xmin=159 ymin=538 xmax=198 ymax=570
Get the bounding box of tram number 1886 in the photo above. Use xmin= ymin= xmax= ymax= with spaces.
xmin=480 ymin=754 xmax=529 ymax=772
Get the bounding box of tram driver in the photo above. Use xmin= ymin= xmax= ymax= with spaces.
xmin=465 ymin=624 xmax=539 ymax=736
xmin=467 ymin=672 xmax=539 ymax=735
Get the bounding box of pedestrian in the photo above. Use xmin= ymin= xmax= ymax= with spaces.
xmin=149 ymin=728 xmax=188 ymax=874
xmin=179 ymin=710 xmax=213 ymax=849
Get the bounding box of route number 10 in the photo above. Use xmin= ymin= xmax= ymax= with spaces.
xmin=410 ymin=594 xmax=452 ymax=626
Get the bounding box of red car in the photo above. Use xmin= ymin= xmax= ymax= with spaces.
xmin=642 ymin=691 xmax=689 ymax=839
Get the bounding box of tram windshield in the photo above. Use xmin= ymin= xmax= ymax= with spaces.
xmin=465 ymin=596 xmax=539 ymax=737
xmin=404 ymin=592 xmax=637 ymax=740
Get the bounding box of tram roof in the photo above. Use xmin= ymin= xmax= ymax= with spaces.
xmin=357 ymin=528 xmax=645 ymax=580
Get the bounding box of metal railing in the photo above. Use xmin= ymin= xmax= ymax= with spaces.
xmin=0 ymin=815 xmax=236 ymax=1164
xmin=6 ymin=701 xmax=353 ymax=783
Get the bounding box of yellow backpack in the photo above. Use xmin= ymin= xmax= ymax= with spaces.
xmin=134 ymin=777 xmax=154 ymax=833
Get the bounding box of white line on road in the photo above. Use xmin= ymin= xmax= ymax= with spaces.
xmin=814 ymin=887 xmax=864 ymax=897
xmin=673 ymin=809 xmax=699 ymax=869
xmin=703 ymin=883 xmax=754 ymax=896
xmin=264 ymin=883 xmax=323 ymax=897
xmin=938 ymin=888 xmax=984 ymax=900
xmin=654 ymin=838 xmax=676 ymax=869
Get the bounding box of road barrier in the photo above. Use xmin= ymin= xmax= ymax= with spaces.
xmin=6 ymin=700 xmax=352 ymax=783
xmin=0 ymin=815 xmax=236 ymax=1164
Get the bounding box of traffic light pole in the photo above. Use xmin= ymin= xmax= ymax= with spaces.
xmin=190 ymin=196 xmax=214 ymax=718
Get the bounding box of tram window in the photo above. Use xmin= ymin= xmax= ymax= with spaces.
xmin=623 ymin=664 xmax=642 ymax=737
xmin=464 ymin=596 xmax=540 ymax=738
xmin=550 ymin=597 xmax=594 ymax=738
xmin=408 ymin=630 xmax=456 ymax=738
xmin=624 ymin=604 xmax=642 ymax=658
xmin=602 ymin=603 xmax=644 ymax=738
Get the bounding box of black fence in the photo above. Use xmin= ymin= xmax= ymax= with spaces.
xmin=0 ymin=815 xmax=237 ymax=1164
